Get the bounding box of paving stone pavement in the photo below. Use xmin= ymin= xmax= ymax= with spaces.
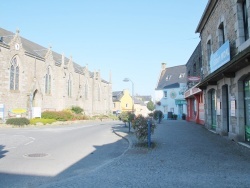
xmin=39 ymin=120 xmax=250 ymax=188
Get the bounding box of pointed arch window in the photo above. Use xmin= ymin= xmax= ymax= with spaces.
xmin=98 ymin=85 xmax=101 ymax=101
xmin=68 ymin=74 xmax=72 ymax=97
xmin=85 ymin=83 xmax=88 ymax=100
xmin=45 ymin=67 xmax=51 ymax=94
xmin=10 ymin=57 xmax=19 ymax=90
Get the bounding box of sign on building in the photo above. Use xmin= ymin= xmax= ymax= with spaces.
xmin=210 ymin=40 xmax=230 ymax=73
xmin=0 ymin=104 xmax=4 ymax=121
xmin=32 ymin=107 xmax=41 ymax=118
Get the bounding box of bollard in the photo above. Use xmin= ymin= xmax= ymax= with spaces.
xmin=129 ymin=121 xmax=131 ymax=133
xmin=147 ymin=119 xmax=151 ymax=148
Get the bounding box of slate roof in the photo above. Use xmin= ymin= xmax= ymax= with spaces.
xmin=134 ymin=97 xmax=146 ymax=106
xmin=135 ymin=95 xmax=152 ymax=102
xmin=156 ymin=65 xmax=186 ymax=90
xmin=112 ymin=91 xmax=123 ymax=102
xmin=0 ymin=27 xmax=108 ymax=83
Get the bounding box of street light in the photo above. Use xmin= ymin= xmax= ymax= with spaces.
xmin=123 ymin=78 xmax=134 ymax=113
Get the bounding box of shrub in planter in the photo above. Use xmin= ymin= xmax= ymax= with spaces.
xmin=132 ymin=115 xmax=156 ymax=141
xmin=6 ymin=117 xmax=30 ymax=126
xmin=128 ymin=112 xmax=136 ymax=122
xmin=153 ymin=110 xmax=163 ymax=123
xmin=182 ymin=113 xmax=186 ymax=120
xmin=172 ymin=114 xmax=178 ymax=120
xmin=119 ymin=112 xmax=129 ymax=125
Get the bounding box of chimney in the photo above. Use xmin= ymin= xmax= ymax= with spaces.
xmin=161 ymin=62 xmax=166 ymax=70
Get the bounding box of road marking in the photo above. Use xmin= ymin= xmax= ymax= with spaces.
xmin=5 ymin=147 xmax=16 ymax=150
xmin=24 ymin=137 xmax=35 ymax=145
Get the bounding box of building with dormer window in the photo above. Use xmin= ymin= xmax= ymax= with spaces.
xmin=155 ymin=63 xmax=187 ymax=119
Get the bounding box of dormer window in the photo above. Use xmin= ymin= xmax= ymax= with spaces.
xmin=179 ymin=73 xmax=185 ymax=78
xmin=166 ymin=75 xmax=172 ymax=81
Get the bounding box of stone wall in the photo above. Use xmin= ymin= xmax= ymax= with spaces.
xmin=0 ymin=30 xmax=112 ymax=118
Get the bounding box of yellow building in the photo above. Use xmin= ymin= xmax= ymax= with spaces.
xmin=112 ymin=90 xmax=133 ymax=114
xmin=112 ymin=90 xmax=151 ymax=117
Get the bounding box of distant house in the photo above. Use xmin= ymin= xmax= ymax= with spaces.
xmin=112 ymin=90 xmax=151 ymax=117
xmin=133 ymin=96 xmax=151 ymax=117
xmin=155 ymin=63 xmax=187 ymax=119
xmin=135 ymin=95 xmax=152 ymax=105
xmin=112 ymin=90 xmax=133 ymax=115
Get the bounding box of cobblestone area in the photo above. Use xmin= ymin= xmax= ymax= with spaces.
xmin=39 ymin=120 xmax=250 ymax=188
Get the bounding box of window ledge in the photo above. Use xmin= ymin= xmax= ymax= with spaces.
xmin=238 ymin=38 xmax=250 ymax=52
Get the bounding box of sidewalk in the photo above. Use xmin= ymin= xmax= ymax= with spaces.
xmin=40 ymin=119 xmax=250 ymax=188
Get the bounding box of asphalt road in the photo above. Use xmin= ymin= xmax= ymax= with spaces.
xmin=0 ymin=120 xmax=128 ymax=188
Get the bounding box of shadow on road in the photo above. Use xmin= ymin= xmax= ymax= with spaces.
xmin=0 ymin=145 xmax=8 ymax=159
xmin=0 ymin=121 xmax=129 ymax=187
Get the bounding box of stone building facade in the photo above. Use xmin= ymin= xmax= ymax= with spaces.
xmin=184 ymin=42 xmax=204 ymax=124
xmin=196 ymin=0 xmax=250 ymax=141
xmin=0 ymin=28 xmax=112 ymax=119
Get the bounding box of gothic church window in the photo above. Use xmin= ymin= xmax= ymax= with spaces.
xmin=68 ymin=74 xmax=72 ymax=97
xmin=45 ymin=67 xmax=51 ymax=94
xmin=98 ymin=85 xmax=101 ymax=101
xmin=10 ymin=57 xmax=19 ymax=90
xmin=85 ymin=83 xmax=88 ymax=100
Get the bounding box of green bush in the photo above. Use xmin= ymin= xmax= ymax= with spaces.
xmin=30 ymin=118 xmax=57 ymax=125
xmin=132 ymin=115 xmax=156 ymax=141
xmin=6 ymin=117 xmax=30 ymax=126
xmin=42 ymin=111 xmax=73 ymax=121
xmin=71 ymin=106 xmax=84 ymax=114
xmin=153 ymin=110 xmax=163 ymax=120
xmin=72 ymin=113 xmax=89 ymax=120
xmin=128 ymin=112 xmax=136 ymax=122
xmin=119 ymin=112 xmax=129 ymax=124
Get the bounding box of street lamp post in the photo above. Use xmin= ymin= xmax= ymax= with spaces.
xmin=123 ymin=78 xmax=134 ymax=113
xmin=123 ymin=78 xmax=134 ymax=133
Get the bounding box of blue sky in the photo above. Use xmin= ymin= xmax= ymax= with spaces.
xmin=1 ymin=1 xmax=207 ymax=97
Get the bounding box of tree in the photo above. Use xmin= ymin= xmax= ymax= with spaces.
xmin=147 ymin=100 xmax=155 ymax=111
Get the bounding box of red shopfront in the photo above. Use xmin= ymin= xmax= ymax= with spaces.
xmin=184 ymin=86 xmax=204 ymax=125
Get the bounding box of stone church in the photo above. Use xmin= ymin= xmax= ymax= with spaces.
xmin=0 ymin=28 xmax=112 ymax=119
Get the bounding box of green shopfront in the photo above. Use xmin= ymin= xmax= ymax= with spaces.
xmin=244 ymin=77 xmax=250 ymax=141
